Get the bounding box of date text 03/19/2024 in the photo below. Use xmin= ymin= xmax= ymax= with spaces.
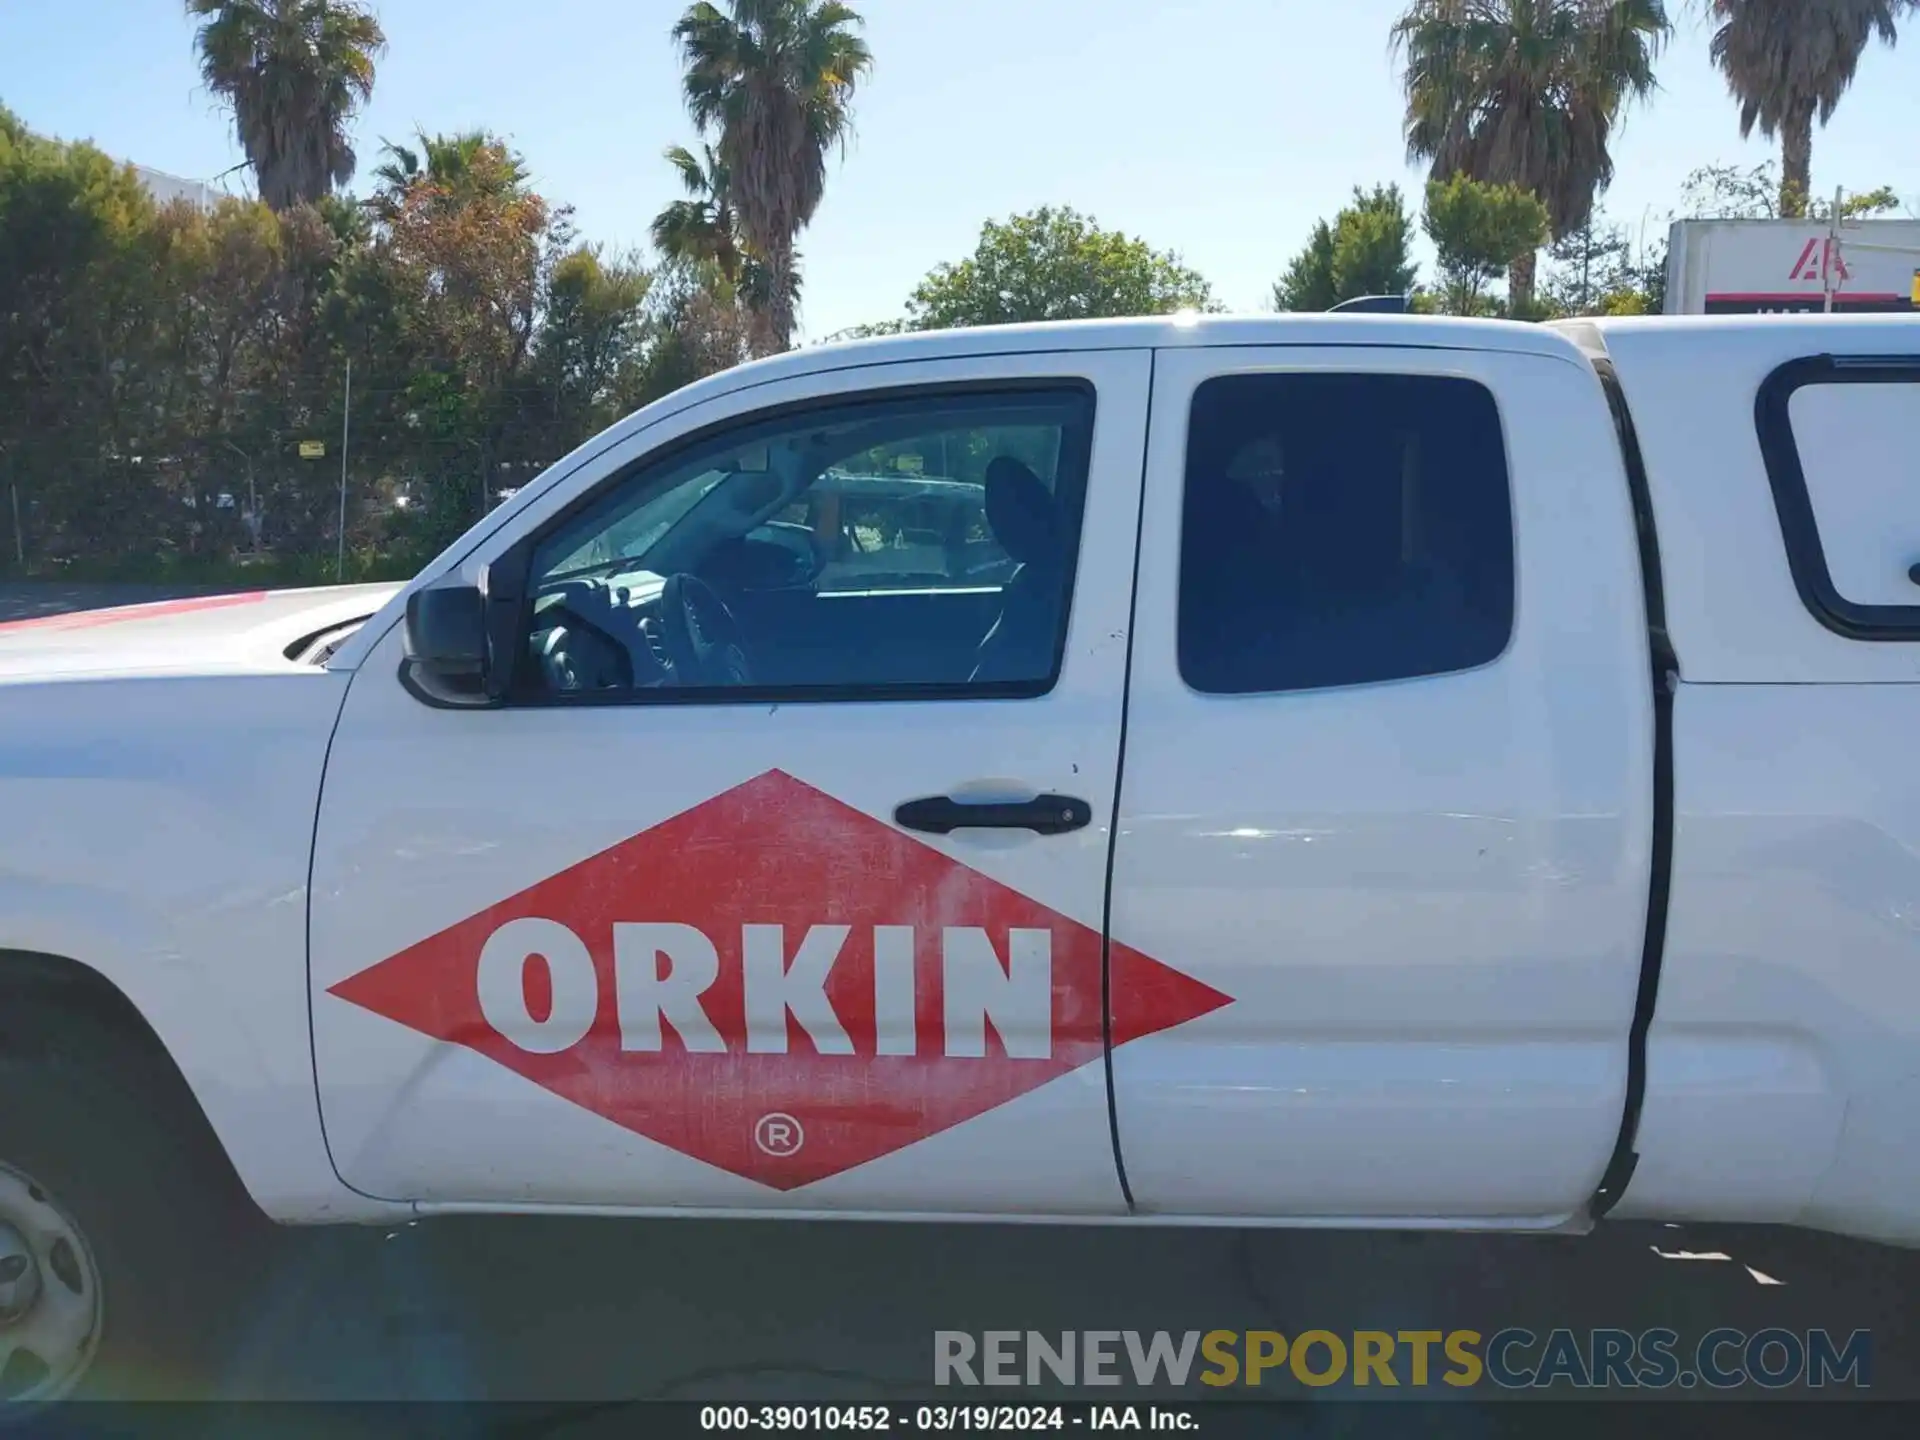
xmin=699 ymin=1405 xmax=1195 ymax=1432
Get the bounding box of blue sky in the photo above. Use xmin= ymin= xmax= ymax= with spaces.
xmin=2 ymin=1 xmax=1915 ymax=337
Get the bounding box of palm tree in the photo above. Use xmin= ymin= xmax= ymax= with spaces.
xmin=369 ymin=129 xmax=531 ymax=219
xmin=186 ymin=0 xmax=386 ymax=212
xmin=1393 ymin=0 xmax=1670 ymax=309
xmin=650 ymin=142 xmax=805 ymax=329
xmin=1700 ymin=0 xmax=1918 ymax=219
xmin=672 ymin=0 xmax=873 ymax=354
xmin=650 ymin=143 xmax=745 ymax=283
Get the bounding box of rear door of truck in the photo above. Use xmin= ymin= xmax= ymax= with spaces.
xmin=1106 ymin=337 xmax=1659 ymax=1223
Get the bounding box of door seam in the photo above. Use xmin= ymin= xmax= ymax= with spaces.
xmin=1099 ymin=350 xmax=1158 ymax=1213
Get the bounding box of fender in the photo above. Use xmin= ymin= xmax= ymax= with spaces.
xmin=0 ymin=671 xmax=407 ymax=1224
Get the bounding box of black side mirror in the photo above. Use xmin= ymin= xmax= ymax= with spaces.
xmin=403 ymin=583 xmax=488 ymax=701
xmin=399 ymin=540 xmax=534 ymax=709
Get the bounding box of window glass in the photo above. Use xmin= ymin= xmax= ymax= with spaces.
xmin=522 ymin=387 xmax=1093 ymax=700
xmin=1177 ymin=372 xmax=1514 ymax=695
xmin=1786 ymin=380 xmax=1920 ymax=608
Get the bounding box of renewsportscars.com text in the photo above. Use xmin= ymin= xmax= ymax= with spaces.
xmin=934 ymin=1328 xmax=1871 ymax=1391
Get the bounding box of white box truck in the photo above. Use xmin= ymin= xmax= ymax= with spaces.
xmin=1667 ymin=217 xmax=1920 ymax=314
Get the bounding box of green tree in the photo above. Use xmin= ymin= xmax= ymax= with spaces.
xmin=1393 ymin=0 xmax=1670 ymax=309
xmin=630 ymin=256 xmax=758 ymax=401
xmin=1273 ymin=184 xmax=1420 ymax=311
xmin=1423 ymin=175 xmax=1552 ymax=314
xmin=0 ymin=98 xmax=763 ymax=576
xmin=1541 ymin=210 xmax=1667 ymax=314
xmin=529 ymin=247 xmax=654 ymax=443
xmin=375 ymin=137 xmax=561 ymax=533
xmin=1679 ymin=159 xmax=1904 ymax=220
xmin=186 ymin=0 xmax=386 ymax=212
xmin=819 ymin=318 xmax=908 ymax=343
xmin=0 ymin=112 xmax=167 ymax=561
xmin=368 ymin=129 xmax=533 ymax=220
xmin=906 ymin=206 xmax=1218 ymax=330
xmin=1700 ymin=0 xmax=1919 ymax=219
xmin=1681 ymin=158 xmax=1782 ymax=217
xmin=672 ymin=0 xmax=874 ymax=354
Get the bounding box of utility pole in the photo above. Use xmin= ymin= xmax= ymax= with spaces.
xmin=336 ymin=357 xmax=353 ymax=582
xmin=9 ymin=480 xmax=21 ymax=571
xmin=219 ymin=439 xmax=258 ymax=552
xmin=1825 ymin=186 xmax=1844 ymax=314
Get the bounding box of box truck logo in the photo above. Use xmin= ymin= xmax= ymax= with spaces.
xmin=328 ymin=769 xmax=1234 ymax=1188
xmin=1788 ymin=238 xmax=1852 ymax=285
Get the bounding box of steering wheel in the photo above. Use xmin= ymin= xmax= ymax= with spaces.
xmin=657 ymin=573 xmax=756 ymax=686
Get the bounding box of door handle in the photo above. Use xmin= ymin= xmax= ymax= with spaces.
xmin=894 ymin=793 xmax=1094 ymax=837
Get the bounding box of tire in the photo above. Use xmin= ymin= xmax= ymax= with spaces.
xmin=0 ymin=1002 xmax=266 ymax=1408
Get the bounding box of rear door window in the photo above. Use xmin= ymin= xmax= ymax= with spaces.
xmin=1177 ymin=372 xmax=1516 ymax=695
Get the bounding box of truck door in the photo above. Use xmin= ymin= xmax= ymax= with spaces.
xmin=1108 ymin=345 xmax=1657 ymax=1221
xmin=309 ymin=350 xmax=1156 ymax=1214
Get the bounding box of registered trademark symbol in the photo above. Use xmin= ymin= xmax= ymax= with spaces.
xmin=754 ymin=1112 xmax=805 ymax=1157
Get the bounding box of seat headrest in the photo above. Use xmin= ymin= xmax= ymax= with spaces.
xmin=984 ymin=457 xmax=1062 ymax=567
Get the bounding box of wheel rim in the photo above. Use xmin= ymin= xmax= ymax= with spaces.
xmin=0 ymin=1163 xmax=102 ymax=1405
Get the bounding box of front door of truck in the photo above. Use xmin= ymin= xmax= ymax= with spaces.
xmin=308 ymin=349 xmax=1161 ymax=1214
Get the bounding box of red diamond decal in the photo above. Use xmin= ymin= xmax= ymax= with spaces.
xmin=329 ymin=770 xmax=1231 ymax=1189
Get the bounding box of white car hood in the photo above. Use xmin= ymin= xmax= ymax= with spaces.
xmin=0 ymin=583 xmax=405 ymax=682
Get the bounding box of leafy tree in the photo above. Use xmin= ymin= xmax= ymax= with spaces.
xmin=528 ymin=247 xmax=654 ymax=443
xmin=186 ymin=0 xmax=386 ymax=211
xmin=0 ymin=100 xmax=755 ymax=577
xmin=1423 ymin=175 xmax=1551 ymax=314
xmin=1833 ymin=185 xmax=1903 ymax=218
xmin=1393 ymin=0 xmax=1670 ymax=309
xmin=1681 ymin=159 xmax=1782 ymax=217
xmin=819 ymin=318 xmax=908 ymax=343
xmin=1678 ymin=159 xmax=1904 ymax=220
xmin=673 ymin=0 xmax=874 ymax=354
xmin=1540 ymin=210 xmax=1667 ymax=314
xmin=906 ymin=206 xmax=1218 ymax=330
xmin=1544 ymin=214 xmax=1632 ymax=312
xmin=1700 ymin=0 xmax=1919 ymax=219
xmin=1273 ymin=184 xmax=1419 ymax=311
xmin=632 ymin=257 xmax=758 ymax=401
xmin=0 ymin=115 xmax=168 ymax=558
xmin=368 ymin=129 xmax=532 ymax=220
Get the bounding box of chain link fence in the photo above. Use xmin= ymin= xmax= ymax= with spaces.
xmin=0 ymin=375 xmax=608 ymax=586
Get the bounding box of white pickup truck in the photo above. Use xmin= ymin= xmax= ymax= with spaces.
xmin=1 ymin=313 xmax=1917 ymax=1401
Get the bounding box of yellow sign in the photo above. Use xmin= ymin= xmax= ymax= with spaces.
xmin=298 ymin=440 xmax=326 ymax=460
xmin=1911 ymin=269 xmax=1920 ymax=306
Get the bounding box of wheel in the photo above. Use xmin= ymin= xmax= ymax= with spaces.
xmin=0 ymin=1161 xmax=99 ymax=1404
xmin=0 ymin=1004 xmax=265 ymax=1409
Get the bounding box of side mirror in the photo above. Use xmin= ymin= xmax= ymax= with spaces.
xmin=405 ymin=583 xmax=486 ymax=674
xmin=403 ymin=583 xmax=488 ymax=700
xmin=399 ymin=542 xmax=534 ymax=708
